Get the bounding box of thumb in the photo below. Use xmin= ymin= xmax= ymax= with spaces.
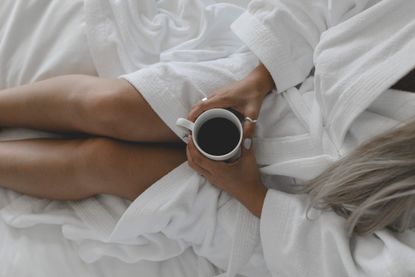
xmin=242 ymin=106 xmax=259 ymax=139
xmin=188 ymin=95 xmax=230 ymax=121
xmin=239 ymin=137 xmax=255 ymax=162
xmin=241 ymin=116 xmax=256 ymax=156
xmin=243 ymin=120 xmax=256 ymax=139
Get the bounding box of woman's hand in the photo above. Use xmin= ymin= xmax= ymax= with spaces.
xmin=186 ymin=136 xmax=267 ymax=217
xmin=188 ymin=64 xmax=274 ymax=138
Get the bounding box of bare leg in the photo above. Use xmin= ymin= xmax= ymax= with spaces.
xmin=0 ymin=138 xmax=186 ymax=200
xmin=0 ymin=75 xmax=181 ymax=143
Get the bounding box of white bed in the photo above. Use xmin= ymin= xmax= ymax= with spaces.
xmin=3 ymin=1 xmax=415 ymax=276
xmin=0 ymin=0 xmax=251 ymax=276
xmin=0 ymin=214 xmax=214 ymax=277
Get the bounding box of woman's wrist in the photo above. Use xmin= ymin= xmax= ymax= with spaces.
xmin=244 ymin=64 xmax=275 ymax=98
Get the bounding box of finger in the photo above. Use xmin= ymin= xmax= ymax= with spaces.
xmin=243 ymin=115 xmax=258 ymax=138
xmin=189 ymin=98 xmax=224 ymax=121
xmin=239 ymin=138 xmax=256 ymax=163
xmin=188 ymin=95 xmax=232 ymax=121
xmin=186 ymin=137 xmax=216 ymax=172
xmin=243 ymin=120 xmax=256 ymax=139
xmin=242 ymin=106 xmax=259 ymax=138
xmin=242 ymin=137 xmax=253 ymax=152
xmin=226 ymin=138 xmax=254 ymax=166
xmin=186 ymin=140 xmax=211 ymax=176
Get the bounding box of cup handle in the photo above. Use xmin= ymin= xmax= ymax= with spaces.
xmin=176 ymin=118 xmax=195 ymax=143
xmin=176 ymin=117 xmax=195 ymax=131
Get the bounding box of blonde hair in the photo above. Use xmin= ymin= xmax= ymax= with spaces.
xmin=305 ymin=119 xmax=415 ymax=235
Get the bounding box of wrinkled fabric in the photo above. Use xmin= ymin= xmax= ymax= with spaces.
xmin=1 ymin=0 xmax=415 ymax=276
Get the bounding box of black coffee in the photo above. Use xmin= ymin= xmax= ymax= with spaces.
xmin=197 ymin=118 xmax=240 ymax=156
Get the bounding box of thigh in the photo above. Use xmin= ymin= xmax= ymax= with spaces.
xmin=78 ymin=76 xmax=183 ymax=143
xmin=121 ymin=85 xmax=184 ymax=143
xmin=84 ymin=138 xmax=187 ymax=200
xmin=0 ymin=0 xmax=97 ymax=89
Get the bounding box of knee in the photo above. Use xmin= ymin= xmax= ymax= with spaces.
xmin=79 ymin=137 xmax=124 ymax=195
xmin=70 ymin=76 xmax=137 ymax=138
xmin=80 ymin=137 xmax=154 ymax=200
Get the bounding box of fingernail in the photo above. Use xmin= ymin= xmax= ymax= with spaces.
xmin=243 ymin=138 xmax=252 ymax=150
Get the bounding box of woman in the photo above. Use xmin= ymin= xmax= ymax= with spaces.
xmin=1 ymin=0 xmax=414 ymax=276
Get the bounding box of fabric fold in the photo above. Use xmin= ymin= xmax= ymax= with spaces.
xmin=231 ymin=12 xmax=307 ymax=93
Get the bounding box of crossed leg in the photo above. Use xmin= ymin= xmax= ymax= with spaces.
xmin=0 ymin=75 xmax=187 ymax=200
xmin=0 ymin=137 xmax=186 ymax=200
xmin=0 ymin=75 xmax=181 ymax=143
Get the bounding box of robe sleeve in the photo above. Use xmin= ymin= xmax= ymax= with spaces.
xmin=230 ymin=0 xmax=372 ymax=93
xmin=260 ymin=189 xmax=415 ymax=276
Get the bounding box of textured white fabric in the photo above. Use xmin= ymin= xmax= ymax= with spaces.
xmin=0 ymin=214 xmax=212 ymax=277
xmin=84 ymin=0 xmax=251 ymax=76
xmin=230 ymin=0 xmax=415 ymax=276
xmin=261 ymin=190 xmax=415 ymax=277
xmin=232 ymin=0 xmax=415 ymax=150
xmin=0 ymin=0 xmax=97 ymax=88
xmin=1 ymin=0 xmax=415 ymax=276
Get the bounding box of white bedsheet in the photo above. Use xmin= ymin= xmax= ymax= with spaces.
xmin=0 ymin=210 xmax=216 ymax=277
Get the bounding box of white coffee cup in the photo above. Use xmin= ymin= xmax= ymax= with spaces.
xmin=176 ymin=108 xmax=243 ymax=161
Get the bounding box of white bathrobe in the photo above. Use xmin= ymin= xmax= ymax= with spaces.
xmin=1 ymin=0 xmax=415 ymax=276
xmin=232 ymin=1 xmax=415 ymax=276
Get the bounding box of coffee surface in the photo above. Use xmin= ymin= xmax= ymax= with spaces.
xmin=197 ymin=118 xmax=240 ymax=156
